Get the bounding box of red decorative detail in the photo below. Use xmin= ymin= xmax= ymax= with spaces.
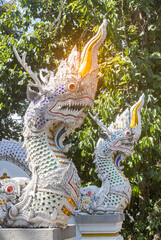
xmin=49 ymin=97 xmax=94 ymax=118
xmin=49 ymin=111 xmax=84 ymax=119
xmin=88 ymin=191 xmax=91 ymax=195
xmin=68 ymin=169 xmax=78 ymax=197
xmin=126 ymin=132 xmax=130 ymax=136
xmin=7 ymin=186 xmax=13 ymax=192
xmin=113 ymin=138 xmax=137 ymax=151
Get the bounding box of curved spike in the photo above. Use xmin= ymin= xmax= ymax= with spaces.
xmin=129 ymin=93 xmax=145 ymax=128
xmin=22 ymin=52 xmax=27 ymax=66
xmin=88 ymin=112 xmax=110 ymax=134
xmin=39 ymin=70 xmax=47 ymax=84
xmin=13 ymin=46 xmax=44 ymax=94
xmin=78 ymin=19 xmax=107 ymax=77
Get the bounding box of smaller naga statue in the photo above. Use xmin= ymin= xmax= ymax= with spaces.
xmin=0 ymin=20 xmax=107 ymax=228
xmin=79 ymin=94 xmax=144 ymax=214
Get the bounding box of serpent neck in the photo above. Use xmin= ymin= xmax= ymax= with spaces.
xmin=95 ymin=152 xmax=128 ymax=187
xmin=25 ymin=124 xmax=69 ymax=182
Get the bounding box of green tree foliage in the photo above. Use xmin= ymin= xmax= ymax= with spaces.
xmin=0 ymin=0 xmax=161 ymax=238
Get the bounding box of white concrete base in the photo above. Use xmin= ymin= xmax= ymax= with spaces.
xmin=68 ymin=213 xmax=124 ymax=240
xmin=0 ymin=224 xmax=76 ymax=240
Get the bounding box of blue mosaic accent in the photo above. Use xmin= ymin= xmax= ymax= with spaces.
xmin=26 ymin=85 xmax=66 ymax=131
xmin=0 ymin=139 xmax=29 ymax=169
xmin=56 ymin=85 xmax=66 ymax=95
xmin=56 ymin=127 xmax=66 ymax=150
xmin=116 ymin=154 xmax=121 ymax=169
xmin=100 ymin=131 xmax=124 ymax=155
xmin=34 ymin=116 xmax=49 ymax=129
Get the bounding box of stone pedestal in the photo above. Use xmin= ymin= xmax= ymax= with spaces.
xmin=0 ymin=224 xmax=76 ymax=240
xmin=72 ymin=213 xmax=125 ymax=240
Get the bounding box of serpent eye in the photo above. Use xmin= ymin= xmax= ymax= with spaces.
xmin=5 ymin=185 xmax=14 ymax=194
xmin=68 ymin=83 xmax=76 ymax=91
xmin=126 ymin=131 xmax=132 ymax=136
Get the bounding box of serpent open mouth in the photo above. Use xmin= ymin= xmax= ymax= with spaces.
xmin=113 ymin=138 xmax=136 ymax=152
xmin=49 ymin=97 xmax=94 ymax=119
xmin=61 ymin=103 xmax=85 ymax=111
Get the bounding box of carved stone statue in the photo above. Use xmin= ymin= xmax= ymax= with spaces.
xmin=0 ymin=20 xmax=107 ymax=228
xmin=78 ymin=94 xmax=144 ymax=214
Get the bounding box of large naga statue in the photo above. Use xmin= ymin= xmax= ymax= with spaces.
xmin=0 ymin=20 xmax=107 ymax=228
xmin=0 ymin=19 xmax=145 ymax=229
xmin=79 ymin=94 xmax=144 ymax=214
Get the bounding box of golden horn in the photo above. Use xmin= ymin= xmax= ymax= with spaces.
xmin=78 ymin=29 xmax=103 ymax=77
xmin=129 ymin=101 xmax=142 ymax=128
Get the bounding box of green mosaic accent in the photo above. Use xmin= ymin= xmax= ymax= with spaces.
xmin=97 ymin=156 xmax=126 ymax=187
xmin=104 ymin=194 xmax=124 ymax=206
xmin=31 ymin=191 xmax=64 ymax=214
xmin=27 ymin=134 xmax=59 ymax=178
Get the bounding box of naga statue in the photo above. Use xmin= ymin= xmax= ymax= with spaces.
xmin=0 ymin=20 xmax=107 ymax=228
xmin=79 ymin=94 xmax=144 ymax=214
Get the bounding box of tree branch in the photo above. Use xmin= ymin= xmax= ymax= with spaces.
xmin=121 ymin=0 xmax=128 ymax=49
